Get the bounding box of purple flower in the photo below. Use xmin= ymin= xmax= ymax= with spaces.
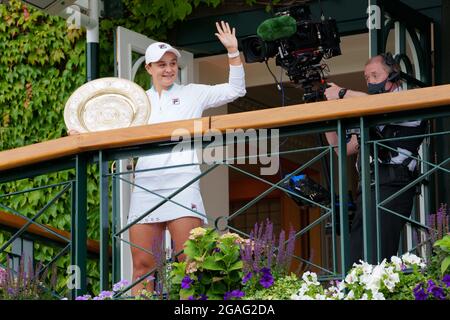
xmin=413 ymin=283 xmax=428 ymax=300
xmin=427 ymin=280 xmax=446 ymax=300
xmin=181 ymin=276 xmax=193 ymax=289
xmin=188 ymin=294 xmax=208 ymax=300
xmin=260 ymin=267 xmax=271 ymax=275
xmin=75 ymin=294 xmax=92 ymax=300
xmin=430 ymin=286 xmax=446 ymax=300
xmin=276 ymin=230 xmax=286 ymax=266
xmin=113 ymin=279 xmax=130 ymax=292
xmin=242 ymin=272 xmax=253 ymax=284
xmin=224 ymin=290 xmax=245 ymax=300
xmin=98 ymin=291 xmax=114 ymax=299
xmin=145 ymin=275 xmax=156 ymax=282
xmin=259 ymin=268 xmax=274 ymax=289
xmin=0 ymin=268 xmax=6 ymax=285
xmin=285 ymin=228 xmax=296 ymax=269
xmin=443 ymin=275 xmax=450 ymax=287
xmin=213 ymin=248 xmax=221 ymax=253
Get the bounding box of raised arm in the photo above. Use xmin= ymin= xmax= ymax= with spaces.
xmin=194 ymin=21 xmax=246 ymax=111
xmin=215 ymin=21 xmax=242 ymax=66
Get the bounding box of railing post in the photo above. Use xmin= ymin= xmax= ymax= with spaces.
xmin=75 ymin=154 xmax=88 ymax=297
xmin=99 ymin=151 xmax=109 ymax=291
xmin=337 ymin=120 xmax=351 ymax=274
xmin=373 ymin=144 xmax=382 ymax=262
xmin=112 ymin=162 xmax=121 ymax=285
xmin=70 ymin=180 xmax=76 ymax=300
xmin=329 ymin=145 xmax=338 ymax=274
xmin=359 ymin=117 xmax=373 ymax=264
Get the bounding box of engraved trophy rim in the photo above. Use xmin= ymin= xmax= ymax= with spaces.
xmin=64 ymin=77 xmax=151 ymax=133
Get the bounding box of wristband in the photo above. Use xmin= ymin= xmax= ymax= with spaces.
xmin=339 ymin=88 xmax=348 ymax=99
xmin=227 ymin=51 xmax=240 ymax=58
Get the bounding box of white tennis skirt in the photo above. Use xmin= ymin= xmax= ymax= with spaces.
xmin=128 ymin=184 xmax=207 ymax=225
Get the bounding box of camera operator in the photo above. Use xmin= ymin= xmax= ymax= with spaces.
xmin=324 ymin=53 xmax=425 ymax=264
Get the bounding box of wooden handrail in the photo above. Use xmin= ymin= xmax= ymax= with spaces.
xmin=0 ymin=211 xmax=110 ymax=256
xmin=210 ymin=85 xmax=450 ymax=130
xmin=1 ymin=84 xmax=450 ymax=172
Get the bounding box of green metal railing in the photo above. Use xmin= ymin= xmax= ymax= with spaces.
xmin=1 ymin=91 xmax=450 ymax=298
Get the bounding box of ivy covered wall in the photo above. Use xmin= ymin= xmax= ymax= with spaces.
xmin=0 ymin=0 xmax=262 ymax=296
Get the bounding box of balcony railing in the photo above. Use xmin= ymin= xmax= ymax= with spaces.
xmin=1 ymin=84 xmax=450 ymax=298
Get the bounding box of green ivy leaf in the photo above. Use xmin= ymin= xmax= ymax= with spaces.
xmin=441 ymin=256 xmax=450 ymax=275
xmin=228 ymin=260 xmax=243 ymax=272
xmin=434 ymin=235 xmax=450 ymax=252
xmin=203 ymin=256 xmax=225 ymax=271
xmin=179 ymin=287 xmax=195 ymax=300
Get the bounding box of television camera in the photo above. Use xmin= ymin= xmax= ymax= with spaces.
xmin=241 ymin=5 xmax=341 ymax=102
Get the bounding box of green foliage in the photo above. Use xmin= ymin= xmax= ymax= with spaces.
xmin=0 ymin=0 xmax=87 ymax=297
xmin=0 ymin=257 xmax=59 ymax=300
xmin=384 ymin=266 xmax=427 ymax=300
xmin=98 ymin=0 xmax=224 ymax=78
xmin=0 ymin=0 xmax=85 ymax=149
xmin=433 ymin=235 xmax=450 ymax=275
xmin=1 ymin=0 xmax=269 ymax=299
xmin=169 ymin=227 xmax=244 ymax=300
xmin=243 ymin=273 xmax=300 ymax=300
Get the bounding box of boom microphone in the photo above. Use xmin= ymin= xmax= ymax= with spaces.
xmin=257 ymin=15 xmax=297 ymax=42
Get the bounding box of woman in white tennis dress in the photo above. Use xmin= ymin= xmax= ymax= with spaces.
xmin=128 ymin=21 xmax=246 ymax=295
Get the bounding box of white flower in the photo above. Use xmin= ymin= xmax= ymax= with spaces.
xmin=390 ymin=256 xmax=402 ymax=271
xmin=364 ymin=264 xmax=386 ymax=293
xmin=345 ymin=270 xmax=358 ymax=285
xmin=360 ymin=293 xmax=369 ymax=300
xmin=291 ymin=284 xmax=308 ymax=300
xmin=302 ymin=271 xmax=320 ymax=286
xmin=188 ymin=227 xmax=207 ymax=240
xmin=383 ymin=267 xmax=400 ymax=292
xmin=360 ymin=261 xmax=374 ymax=275
xmin=291 ymin=283 xmax=315 ymax=300
xmin=359 ymin=273 xmax=372 ymax=286
xmin=186 ymin=261 xmax=199 ymax=274
xmin=372 ymin=291 xmax=385 ymax=300
xmin=332 ymin=291 xmax=345 ymax=300
xmin=401 ymin=252 xmax=425 ymax=268
xmin=315 ymin=293 xmax=327 ymax=300
xmin=291 ymin=293 xmax=314 ymax=300
xmin=337 ymin=281 xmax=346 ymax=292
xmin=345 ymin=290 xmax=355 ymax=300
xmin=219 ymin=232 xmax=244 ymax=244
xmin=325 ymin=286 xmax=344 ymax=300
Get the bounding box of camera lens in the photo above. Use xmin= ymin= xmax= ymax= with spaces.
xmin=241 ymin=36 xmax=267 ymax=63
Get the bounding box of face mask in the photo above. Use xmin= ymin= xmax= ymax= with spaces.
xmin=367 ymin=78 xmax=388 ymax=95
